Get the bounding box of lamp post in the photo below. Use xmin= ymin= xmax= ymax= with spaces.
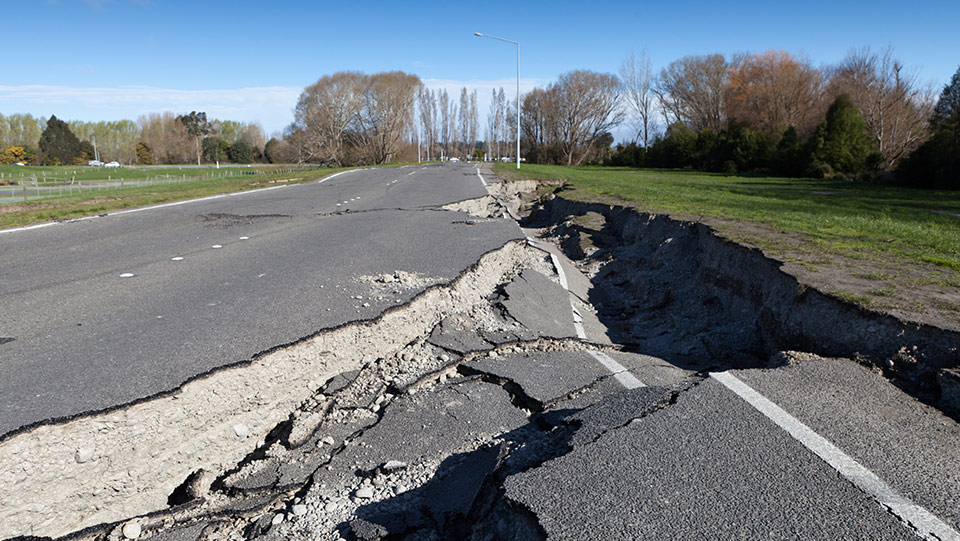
xmin=474 ymin=32 xmax=520 ymax=169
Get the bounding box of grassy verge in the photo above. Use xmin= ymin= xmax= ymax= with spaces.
xmin=0 ymin=164 xmax=401 ymax=230
xmin=495 ymin=163 xmax=960 ymax=325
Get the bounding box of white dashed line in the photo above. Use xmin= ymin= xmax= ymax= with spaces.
xmin=171 ymin=257 xmax=184 ymax=261
xmin=239 ymin=236 xmax=249 ymax=240
xmin=211 ymin=245 xmax=223 ymax=249
xmin=119 ymin=273 xmax=135 ymax=278
xmin=711 ymin=371 xmax=960 ymax=541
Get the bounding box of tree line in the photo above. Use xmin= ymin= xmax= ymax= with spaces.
xmin=0 ymin=112 xmax=268 ymax=166
xmin=520 ymin=47 xmax=958 ymax=189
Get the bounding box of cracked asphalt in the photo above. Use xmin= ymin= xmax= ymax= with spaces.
xmin=2 ymin=164 xmax=959 ymax=541
xmin=0 ymin=164 xmax=519 ymax=436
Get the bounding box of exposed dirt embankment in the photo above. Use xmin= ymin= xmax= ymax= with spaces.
xmin=527 ymin=196 xmax=960 ymax=415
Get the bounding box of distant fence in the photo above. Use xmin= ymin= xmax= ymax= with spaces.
xmin=0 ymin=167 xmax=314 ymax=204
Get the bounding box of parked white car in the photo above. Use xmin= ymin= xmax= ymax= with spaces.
xmin=88 ymin=160 xmax=104 ymax=167
xmin=104 ymin=161 xmax=121 ymax=168
xmin=449 ymin=157 xmax=459 ymax=162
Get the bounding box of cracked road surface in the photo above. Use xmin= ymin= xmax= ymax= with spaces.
xmin=2 ymin=164 xmax=959 ymax=541
xmin=0 ymin=164 xmax=513 ymax=435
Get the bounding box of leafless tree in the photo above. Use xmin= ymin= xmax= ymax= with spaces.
xmin=137 ymin=112 xmax=192 ymax=164
xmin=294 ymin=72 xmax=364 ymax=166
xmin=467 ymin=90 xmax=479 ymax=159
xmin=619 ymin=50 xmax=656 ymax=147
xmin=655 ymin=54 xmax=728 ymax=132
xmin=724 ymin=50 xmax=825 ymax=137
xmin=829 ymin=47 xmax=935 ymax=169
xmin=354 ymin=71 xmax=421 ymax=164
xmin=551 ymin=70 xmax=624 ymax=165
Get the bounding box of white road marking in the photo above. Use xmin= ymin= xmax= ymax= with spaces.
xmin=527 ymin=235 xmax=645 ymax=390
xmin=315 ymin=169 xmax=355 ymax=184
xmin=587 ymin=351 xmax=646 ymax=389
xmin=119 ymin=273 xmax=135 ymax=278
xmin=711 ymin=371 xmax=960 ymax=541
xmin=171 ymin=257 xmax=184 ymax=261
xmin=475 ymin=166 xmax=488 ymax=186
xmin=211 ymin=245 xmax=223 ymax=249
xmin=239 ymin=236 xmax=249 ymax=240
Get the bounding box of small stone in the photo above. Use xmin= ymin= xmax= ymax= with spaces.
xmin=324 ymin=501 xmax=339 ymax=512
xmin=292 ymin=504 xmax=308 ymax=516
xmin=355 ymin=486 xmax=374 ymax=499
xmin=121 ymin=521 xmax=141 ymax=539
xmin=382 ymin=460 xmax=407 ymax=472
xmin=322 ymin=436 xmax=335 ymax=446
xmin=362 ymin=302 xmax=370 ymax=307
xmin=439 ymin=354 xmax=450 ymax=362
xmin=272 ymin=513 xmax=285 ymax=526
xmin=75 ymin=448 xmax=95 ymax=464
xmin=402 ymin=352 xmax=413 ymax=362
xmin=233 ymin=424 xmax=249 ymax=438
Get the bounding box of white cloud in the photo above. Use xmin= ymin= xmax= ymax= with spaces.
xmin=0 ymin=84 xmax=302 ymax=135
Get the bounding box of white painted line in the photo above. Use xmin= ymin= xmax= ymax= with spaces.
xmin=315 ymin=169 xmax=355 ymax=184
xmin=111 ymin=185 xmax=290 ymax=217
xmin=711 ymin=371 xmax=960 ymax=541
xmin=239 ymin=236 xmax=249 ymax=240
xmin=549 ymin=252 xmax=569 ymax=291
xmin=587 ymin=351 xmax=645 ymax=389
xmin=475 ymin=166 xmax=488 ymax=186
xmin=211 ymin=245 xmax=223 ymax=249
xmin=171 ymin=256 xmax=184 ymax=261
xmin=119 ymin=273 xmax=135 ymax=278
xmin=0 ymin=222 xmax=57 ymax=235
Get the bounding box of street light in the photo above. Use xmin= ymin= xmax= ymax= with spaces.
xmin=474 ymin=31 xmax=520 ymax=169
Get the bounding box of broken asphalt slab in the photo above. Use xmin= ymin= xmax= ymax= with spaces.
xmin=500 ymin=269 xmax=578 ymax=340
xmin=463 ymin=351 xmax=614 ymax=409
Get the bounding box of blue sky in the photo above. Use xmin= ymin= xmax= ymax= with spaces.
xmin=3 ymin=0 xmax=958 ymax=136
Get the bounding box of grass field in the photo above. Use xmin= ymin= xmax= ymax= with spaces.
xmin=0 ymin=164 xmax=366 ymax=229
xmin=495 ymin=163 xmax=960 ymax=324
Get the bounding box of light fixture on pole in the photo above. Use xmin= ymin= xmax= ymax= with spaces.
xmin=474 ymin=31 xmax=520 ymax=169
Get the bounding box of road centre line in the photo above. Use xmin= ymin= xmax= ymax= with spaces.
xmin=711 ymin=371 xmax=960 ymax=541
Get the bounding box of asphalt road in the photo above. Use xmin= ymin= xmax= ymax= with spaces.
xmin=0 ymin=164 xmax=518 ymax=436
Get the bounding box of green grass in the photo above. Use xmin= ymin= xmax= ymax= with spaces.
xmin=496 ymin=164 xmax=960 ymax=269
xmin=0 ymin=164 xmax=396 ymax=229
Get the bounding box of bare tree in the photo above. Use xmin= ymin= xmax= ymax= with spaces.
xmin=619 ymin=50 xmax=656 ymax=147
xmin=724 ymin=50 xmax=825 ymax=137
xmin=354 ymin=71 xmax=421 ymax=164
xmin=656 ymin=54 xmax=728 ymax=132
xmin=418 ymin=87 xmax=435 ymax=160
xmin=438 ymin=90 xmax=456 ymax=160
xmin=467 ymin=90 xmax=479 ymax=159
xmin=829 ymin=47 xmax=934 ymax=169
xmin=294 ymin=72 xmax=364 ymax=166
xmin=138 ymin=112 xmax=192 ymax=164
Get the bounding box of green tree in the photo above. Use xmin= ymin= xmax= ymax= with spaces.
xmin=649 ymin=122 xmax=697 ymax=168
xmin=898 ymin=66 xmax=960 ymax=189
xmin=177 ymin=111 xmax=212 ymax=165
xmin=770 ymin=126 xmax=811 ymax=177
xmin=38 ymin=115 xmax=83 ymax=166
xmin=809 ymin=94 xmax=876 ymax=178
xmin=136 ymin=142 xmax=154 ymax=165
xmin=228 ymin=139 xmax=253 ymax=163
xmin=264 ymin=138 xmax=280 ymax=164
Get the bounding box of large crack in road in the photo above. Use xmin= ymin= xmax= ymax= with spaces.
xmin=3 ymin=171 xmax=959 ymax=541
